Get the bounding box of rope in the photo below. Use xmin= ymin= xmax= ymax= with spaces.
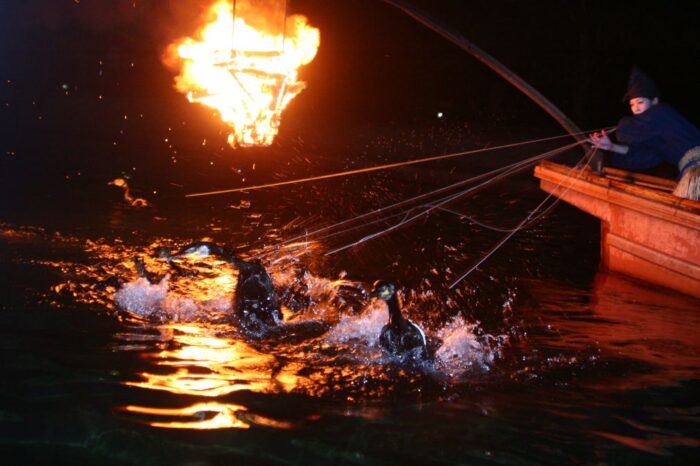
xmin=436 ymin=192 xmax=561 ymax=233
xmin=323 ymin=147 xmax=570 ymax=255
xmin=435 ymin=206 xmax=519 ymax=232
xmin=185 ymin=127 xmax=612 ymax=197
xmin=324 ymin=140 xmax=586 ymax=256
xmin=448 ymin=147 xmax=599 ymax=288
xmin=434 ymin=147 xmax=600 ymax=232
xmin=252 ymin=139 xmax=584 ymax=258
xmin=278 ymin=207 xmax=422 ymax=250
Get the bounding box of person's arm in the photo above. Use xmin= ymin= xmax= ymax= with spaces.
xmin=589 ymin=130 xmax=629 ymax=154
xmin=610 ymin=140 xmax=663 ymax=170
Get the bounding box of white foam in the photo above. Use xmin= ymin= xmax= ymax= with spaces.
xmin=160 ymin=295 xmax=200 ymax=321
xmin=114 ymin=275 xmax=232 ymax=322
xmin=434 ymin=316 xmax=500 ymax=375
xmin=114 ymin=276 xmax=170 ymax=319
xmin=325 ymin=301 xmax=386 ymax=346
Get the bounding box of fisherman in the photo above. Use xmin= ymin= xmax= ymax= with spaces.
xmin=589 ymin=67 xmax=700 ymax=201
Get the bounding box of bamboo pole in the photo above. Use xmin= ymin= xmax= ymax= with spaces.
xmin=381 ymin=0 xmax=586 ymax=143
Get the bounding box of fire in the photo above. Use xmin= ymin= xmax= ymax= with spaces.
xmin=167 ymin=0 xmax=320 ymax=147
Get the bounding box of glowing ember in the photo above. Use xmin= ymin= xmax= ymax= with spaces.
xmin=166 ymin=0 xmax=320 ymax=147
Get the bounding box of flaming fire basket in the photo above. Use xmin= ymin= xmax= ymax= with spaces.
xmin=169 ymin=0 xmax=319 ymax=147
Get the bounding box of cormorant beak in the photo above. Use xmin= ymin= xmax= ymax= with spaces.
xmin=156 ymin=247 xmax=172 ymax=258
xmin=368 ymin=281 xmax=395 ymax=300
xmin=369 ymin=288 xmax=391 ymax=300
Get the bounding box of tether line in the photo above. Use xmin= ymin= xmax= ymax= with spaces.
xmin=252 ymin=139 xmax=585 ymax=258
xmin=448 ymin=147 xmax=599 ymax=288
xmin=324 ymin=140 xmax=586 ymax=256
xmin=186 ymin=127 xmax=611 ymax=198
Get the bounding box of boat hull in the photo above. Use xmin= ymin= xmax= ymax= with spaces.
xmin=534 ymin=161 xmax=700 ymax=299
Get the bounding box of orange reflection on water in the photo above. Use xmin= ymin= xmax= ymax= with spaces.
xmin=126 ymin=323 xmax=280 ymax=397
xmin=122 ymin=402 xmax=297 ymax=430
xmin=123 ymin=402 xmax=250 ymax=429
xmin=122 ymin=323 xmax=304 ymax=429
xmin=590 ymin=272 xmax=700 ymax=383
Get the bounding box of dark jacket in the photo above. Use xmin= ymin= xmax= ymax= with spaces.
xmin=611 ymin=103 xmax=700 ymax=172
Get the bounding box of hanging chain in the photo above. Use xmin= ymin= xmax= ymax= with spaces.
xmin=231 ymin=0 xmax=237 ymax=52
xmin=282 ymin=0 xmax=288 ymax=50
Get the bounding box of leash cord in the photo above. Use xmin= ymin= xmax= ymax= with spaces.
xmin=186 ymin=126 xmax=613 ymax=198
xmin=323 ymin=140 xmax=586 ymax=256
xmin=448 ymin=147 xmax=599 ymax=288
xmin=252 ymin=139 xmax=584 ymax=259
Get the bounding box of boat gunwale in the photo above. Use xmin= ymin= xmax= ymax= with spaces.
xmin=535 ymin=161 xmax=700 ymax=222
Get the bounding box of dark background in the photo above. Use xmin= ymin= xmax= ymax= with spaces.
xmin=1 ymin=0 xmax=699 ymax=206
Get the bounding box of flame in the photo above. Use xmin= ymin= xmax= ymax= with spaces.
xmin=167 ymin=0 xmax=320 ymax=147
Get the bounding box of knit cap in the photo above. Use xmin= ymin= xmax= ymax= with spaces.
xmin=623 ymin=67 xmax=660 ymax=101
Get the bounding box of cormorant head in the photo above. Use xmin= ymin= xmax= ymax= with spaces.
xmin=369 ymin=280 xmax=396 ymax=301
xmin=155 ymin=247 xmax=172 ymax=258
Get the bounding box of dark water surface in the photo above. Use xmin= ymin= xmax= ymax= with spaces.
xmin=1 ymin=137 xmax=699 ymax=466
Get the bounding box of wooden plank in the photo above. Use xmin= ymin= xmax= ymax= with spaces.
xmin=602 ymin=166 xmax=677 ymax=190
xmin=535 ymin=160 xmax=700 ymax=300
xmin=537 ymin=161 xmax=700 ymax=214
xmin=603 ymin=173 xmax=675 ymax=192
xmin=607 ymin=233 xmax=700 ymax=280
xmin=535 ymin=164 xmax=700 ymax=228
xmin=606 ymin=234 xmax=700 ymax=299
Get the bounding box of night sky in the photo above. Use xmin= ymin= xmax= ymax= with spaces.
xmin=1 ymin=0 xmax=699 ymax=207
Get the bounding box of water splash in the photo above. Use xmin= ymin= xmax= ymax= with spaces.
xmin=113 ymin=269 xmax=234 ymax=323
xmin=26 ymin=230 xmax=514 ymax=415
xmin=325 ymin=300 xmax=386 ymax=346
xmin=323 ymin=290 xmax=508 ymax=377
xmin=114 ymin=276 xmax=171 ymax=320
xmin=434 ymin=315 xmax=506 ymax=376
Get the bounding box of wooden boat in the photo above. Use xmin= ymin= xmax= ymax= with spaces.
xmin=534 ymin=161 xmax=700 ymax=299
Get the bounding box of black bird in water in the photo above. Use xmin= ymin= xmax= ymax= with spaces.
xmin=369 ymin=280 xmax=429 ymax=361
xmin=227 ymin=256 xmax=282 ymax=332
xmin=134 ymin=242 xmax=282 ymax=332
